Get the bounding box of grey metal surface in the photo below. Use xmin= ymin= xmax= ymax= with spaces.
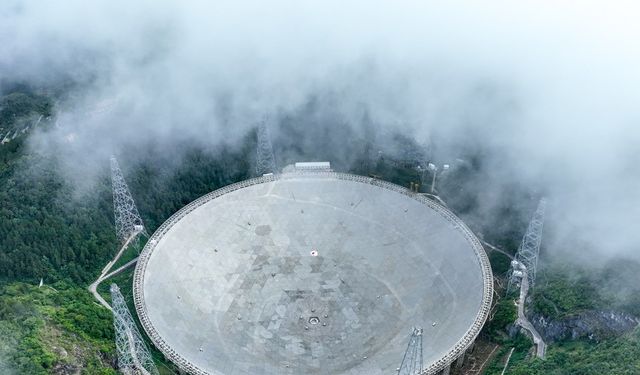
xmin=133 ymin=172 xmax=493 ymax=375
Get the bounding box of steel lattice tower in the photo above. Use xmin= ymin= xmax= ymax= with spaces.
xmin=255 ymin=119 xmax=277 ymax=176
xmin=508 ymin=198 xmax=547 ymax=293
xmin=398 ymin=327 xmax=423 ymax=375
xmin=111 ymin=156 xmax=145 ymax=243
xmin=110 ymin=284 xmax=159 ymax=375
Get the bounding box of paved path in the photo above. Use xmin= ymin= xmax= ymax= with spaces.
xmin=515 ymin=274 xmax=546 ymax=358
xmin=125 ymin=327 xmax=152 ymax=375
xmin=103 ymin=257 xmax=139 ymax=280
xmin=89 ymin=231 xmax=153 ymax=375
xmin=500 ymin=347 xmax=515 ymax=375
xmin=88 ymin=232 xmax=139 ymax=310
xmin=482 ymin=241 xmax=514 ymax=260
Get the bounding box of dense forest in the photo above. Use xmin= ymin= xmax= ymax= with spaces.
xmin=0 ymin=87 xmax=639 ymax=374
xmin=0 ymin=282 xmax=116 ymax=374
xmin=0 ymin=128 xmax=252 ymax=283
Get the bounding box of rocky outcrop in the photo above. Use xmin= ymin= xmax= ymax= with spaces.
xmin=51 ymin=363 xmax=80 ymax=375
xmin=530 ymin=310 xmax=639 ymax=343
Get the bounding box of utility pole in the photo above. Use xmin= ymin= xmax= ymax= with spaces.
xmin=427 ymin=163 xmax=450 ymax=194
xmin=398 ymin=327 xmax=424 ymax=375
xmin=507 ymin=198 xmax=547 ymax=293
xmin=110 ymin=284 xmax=159 ymax=375
xmin=255 ymin=119 xmax=277 ymax=176
xmin=110 ymin=156 xmax=146 ymax=244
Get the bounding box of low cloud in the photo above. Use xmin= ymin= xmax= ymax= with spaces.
xmin=1 ymin=0 xmax=639 ymax=259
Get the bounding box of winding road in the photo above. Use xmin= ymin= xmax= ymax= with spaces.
xmin=88 ymin=232 xmax=139 ymax=310
xmin=88 ymin=231 xmax=155 ymax=375
xmin=481 ymin=241 xmax=514 ymax=260
xmin=515 ymin=272 xmax=546 ymax=358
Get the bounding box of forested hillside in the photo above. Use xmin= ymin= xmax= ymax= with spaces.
xmin=0 ymin=126 xmax=252 ymax=284
xmin=506 ymin=328 xmax=640 ymax=374
xmin=0 ymin=87 xmax=638 ymax=374
xmin=0 ymin=142 xmax=117 ymax=283
xmin=0 ymin=282 xmax=116 ymax=374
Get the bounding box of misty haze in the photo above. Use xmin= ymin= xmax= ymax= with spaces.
xmin=0 ymin=1 xmax=639 ymax=374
